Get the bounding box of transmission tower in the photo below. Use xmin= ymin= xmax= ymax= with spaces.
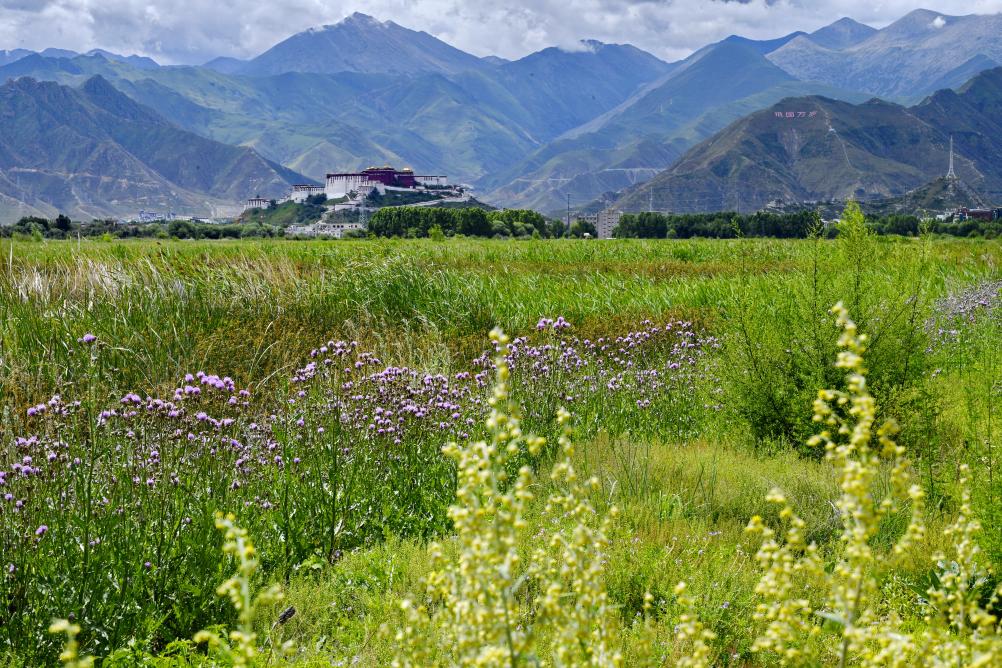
xmin=946 ymin=135 xmax=957 ymax=180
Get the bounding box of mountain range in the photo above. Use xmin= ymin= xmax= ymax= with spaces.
xmin=0 ymin=47 xmax=158 ymax=70
xmin=768 ymin=10 xmax=1002 ymax=101
xmin=0 ymin=8 xmax=1001 ymax=221
xmin=478 ymin=37 xmax=869 ymax=212
xmin=0 ymin=14 xmax=673 ymax=218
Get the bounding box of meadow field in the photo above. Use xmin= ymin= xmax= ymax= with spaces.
xmin=2 ymin=228 xmax=1002 ymax=665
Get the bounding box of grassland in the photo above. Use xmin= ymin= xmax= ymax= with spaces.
xmin=2 ymin=234 xmax=1001 ymax=665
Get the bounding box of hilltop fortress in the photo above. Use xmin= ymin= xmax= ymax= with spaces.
xmin=245 ymin=165 xmax=459 ymax=212
xmin=325 ymin=166 xmax=449 ymax=198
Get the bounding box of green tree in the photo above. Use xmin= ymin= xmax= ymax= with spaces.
xmin=546 ymin=219 xmax=566 ymax=238
xmin=167 ymin=220 xmax=197 ymax=239
xmin=569 ymin=220 xmax=597 ymax=238
xmin=489 ymin=219 xmax=510 ymax=238
xmin=458 ymin=208 xmax=491 ymax=237
xmin=54 ymin=214 xmax=73 ymax=233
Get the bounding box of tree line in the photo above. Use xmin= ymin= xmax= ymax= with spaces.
xmin=612 ymin=211 xmax=1002 ymax=238
xmin=6 ymin=208 xmax=1000 ymax=241
xmin=367 ymin=207 xmax=568 ymax=238
xmin=1 ymin=216 xmax=283 ymax=240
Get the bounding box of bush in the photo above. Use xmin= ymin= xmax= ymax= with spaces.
xmin=726 ymin=201 xmax=933 ymax=450
xmin=745 ymin=304 xmax=1000 ymax=666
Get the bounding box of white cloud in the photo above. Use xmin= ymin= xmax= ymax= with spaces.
xmin=931 ymin=15 xmax=947 ymax=27
xmin=0 ymin=1 xmax=1000 ymax=64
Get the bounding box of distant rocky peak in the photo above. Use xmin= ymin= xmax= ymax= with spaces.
xmin=807 ymin=17 xmax=876 ymax=49
xmin=342 ymin=12 xmax=389 ymax=28
xmin=556 ymin=40 xmax=604 ymax=54
xmin=883 ymin=8 xmax=956 ymax=37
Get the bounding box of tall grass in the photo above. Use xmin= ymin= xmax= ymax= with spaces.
xmin=4 ymin=237 xmax=996 ymax=416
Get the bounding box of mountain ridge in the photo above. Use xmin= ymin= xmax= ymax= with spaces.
xmin=482 ymin=37 xmax=867 ymax=213
xmin=0 ymin=75 xmax=307 ymax=222
xmin=238 ymin=13 xmax=494 ymax=77
xmin=0 ymin=40 xmax=671 ymax=186
xmin=767 ymin=10 xmax=1002 ymax=100
xmin=807 ymin=17 xmax=876 ymax=49
xmin=611 ymin=67 xmax=1002 ymax=213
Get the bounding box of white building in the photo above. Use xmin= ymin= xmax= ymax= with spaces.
xmin=576 ymin=208 xmax=622 ymax=238
xmin=244 ymin=197 xmax=271 ymax=212
xmin=595 ymin=209 xmax=622 ymax=239
xmin=325 ymin=174 xmax=380 ymax=199
xmin=286 ymin=220 xmax=365 ymax=239
xmin=287 ymin=184 xmax=325 ymax=203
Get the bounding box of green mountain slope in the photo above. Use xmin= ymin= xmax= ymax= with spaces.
xmin=0 ymin=76 xmax=307 ymax=222
xmin=485 ymin=41 xmax=674 ymax=138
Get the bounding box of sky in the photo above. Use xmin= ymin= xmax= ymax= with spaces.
xmin=2 ymin=0 xmax=1002 ymax=65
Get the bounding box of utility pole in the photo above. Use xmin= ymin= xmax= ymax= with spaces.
xmin=15 ymin=172 xmax=25 ymax=217
xmin=566 ymin=193 xmax=571 ymax=234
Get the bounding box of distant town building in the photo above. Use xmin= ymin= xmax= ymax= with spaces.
xmin=956 ymin=207 xmax=998 ymax=222
xmin=249 ymin=165 xmax=456 ymax=216
xmin=325 ymin=166 xmax=449 ymax=198
xmin=135 ymin=209 xmax=180 ymax=223
xmin=286 ymin=220 xmax=365 ymax=239
xmin=595 ymin=208 xmax=622 ymax=239
xmin=576 ymin=208 xmax=622 ymax=238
